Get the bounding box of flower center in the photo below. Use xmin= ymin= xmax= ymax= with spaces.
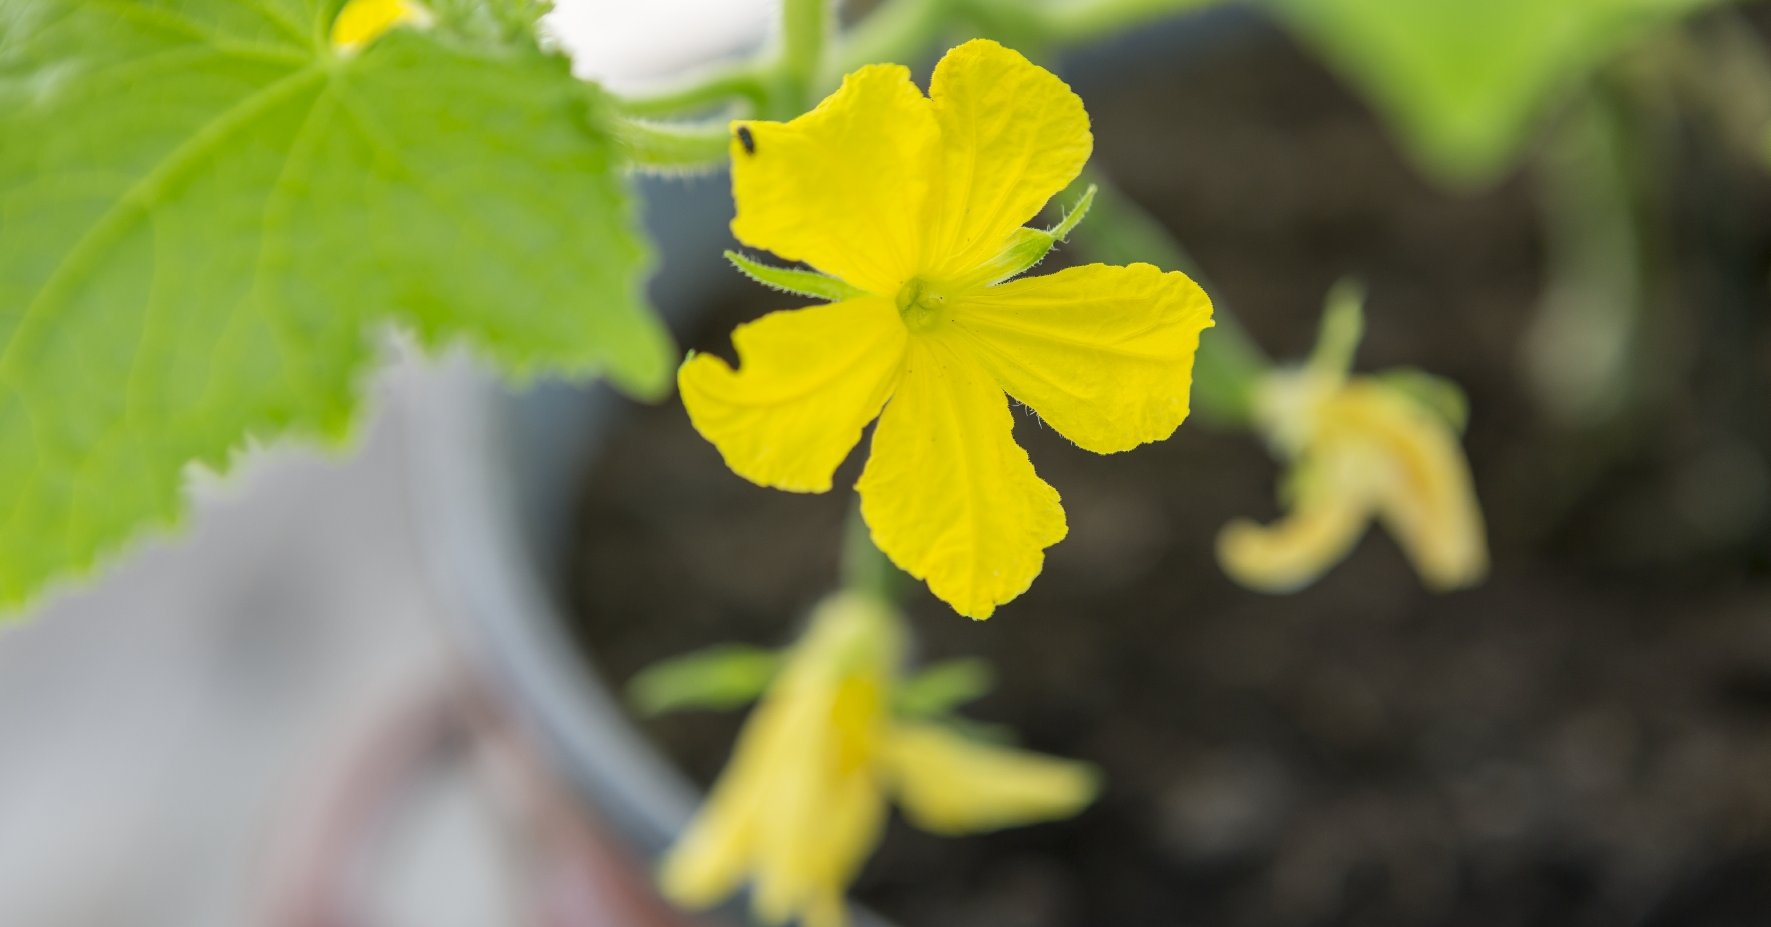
xmin=895 ymin=277 xmax=950 ymax=333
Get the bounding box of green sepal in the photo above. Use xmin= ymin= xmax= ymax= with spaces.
xmin=933 ymin=716 xmax=1019 ymax=745
xmin=1377 ymin=368 xmax=1471 ymax=434
xmin=894 ymin=658 xmax=996 ymax=719
xmin=725 ymin=251 xmax=868 ymax=302
xmin=1048 ymin=183 xmax=1099 ymax=240
xmin=1306 ymin=278 xmax=1368 ymax=379
xmin=969 ymin=184 xmax=1097 ymax=286
xmin=626 ymin=644 xmax=783 ymax=716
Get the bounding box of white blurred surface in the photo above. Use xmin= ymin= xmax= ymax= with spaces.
xmin=546 ymin=0 xmax=772 ymax=90
xmin=0 ymin=363 xmax=462 ymax=927
xmin=0 ymin=3 xmax=766 ymax=925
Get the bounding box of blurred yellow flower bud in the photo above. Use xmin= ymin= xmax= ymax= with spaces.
xmin=1218 ymin=284 xmax=1488 ymax=593
xmin=660 ymin=592 xmax=1097 ymax=927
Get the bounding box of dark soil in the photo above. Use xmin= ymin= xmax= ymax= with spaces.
xmin=568 ymin=18 xmax=1771 ymax=927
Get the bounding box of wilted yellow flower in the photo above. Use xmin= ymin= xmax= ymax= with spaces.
xmin=660 ymin=593 xmax=1097 ymax=927
xmin=330 ymin=0 xmax=428 ymax=52
xmin=679 ymin=40 xmax=1213 ymax=619
xmin=1217 ymin=286 xmax=1487 ymax=593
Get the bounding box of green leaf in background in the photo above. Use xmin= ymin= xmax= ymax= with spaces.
xmin=0 ymin=0 xmax=674 ymax=607
xmin=1263 ymin=0 xmax=1718 ymax=186
xmin=628 ymin=644 xmax=783 ymax=716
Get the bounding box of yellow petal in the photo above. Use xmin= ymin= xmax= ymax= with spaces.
xmin=330 ymin=0 xmax=427 ymax=52
xmin=662 ymin=594 xmax=899 ymax=918
xmin=730 ymin=66 xmax=939 ymax=295
xmin=802 ymin=892 xmax=852 ymax=927
xmin=857 ymin=340 xmax=1066 ymax=619
xmin=658 ymin=781 xmax=753 ymax=908
xmin=882 ymin=722 xmax=1098 ymax=835
xmin=1219 ymin=377 xmax=1489 ymax=594
xmin=750 ymin=600 xmax=895 ymax=925
xmin=922 ymin=40 xmax=1093 ymax=279
xmin=951 ymin=263 xmax=1213 ymax=454
xmin=1333 ymin=383 xmax=1488 ymax=590
xmin=679 ymin=297 xmax=907 ymax=493
xmin=658 ymin=686 xmax=782 ymax=908
xmin=1216 ymin=459 xmax=1373 ymax=594
xmin=661 ymin=635 xmax=858 ymax=909
xmin=753 ymin=755 xmax=883 ymax=927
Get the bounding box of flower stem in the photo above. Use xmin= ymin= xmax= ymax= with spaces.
xmin=617 ymin=117 xmax=733 ymax=172
xmin=778 ymin=0 xmax=834 ymax=115
xmin=611 ymin=66 xmax=769 ymax=119
xmin=615 ymin=0 xmax=1229 ymax=128
xmin=1520 ymin=80 xmax=1652 ymax=426
xmin=841 ymin=501 xmax=904 ymax=606
xmin=959 ymin=0 xmax=1227 ymax=52
xmin=1020 ymin=0 xmax=1228 ymax=43
xmin=831 ymin=0 xmax=949 ymax=77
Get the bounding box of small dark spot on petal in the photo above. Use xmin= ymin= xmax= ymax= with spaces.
xmin=736 ymin=126 xmax=756 ymax=155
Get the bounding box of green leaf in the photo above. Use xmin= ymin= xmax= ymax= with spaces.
xmin=0 ymin=0 xmax=674 ymax=607
xmin=627 ymin=644 xmax=783 ymax=716
xmin=894 ymin=658 xmax=996 ymax=718
xmin=1262 ymin=0 xmax=1718 ymax=186
xmin=724 ymin=251 xmax=867 ymax=302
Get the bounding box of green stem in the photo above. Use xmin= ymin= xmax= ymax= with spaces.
xmin=841 ymin=501 xmax=903 ymax=605
xmin=617 ymin=117 xmax=733 ymax=172
xmin=1025 ymin=0 xmax=1227 ymax=42
xmin=611 ymin=66 xmax=768 ymax=119
xmin=611 ymin=0 xmax=1227 ymax=168
xmin=1067 ymin=170 xmax=1269 ymax=426
xmin=961 ymin=0 xmax=1225 ymax=51
xmin=626 ymin=0 xmax=1228 ymax=122
xmin=778 ymin=0 xmax=833 ymax=115
xmin=831 ymin=0 xmax=949 ymax=77
xmin=1521 ymin=81 xmax=1652 ymax=426
xmin=1307 ymin=279 xmax=1366 ymax=380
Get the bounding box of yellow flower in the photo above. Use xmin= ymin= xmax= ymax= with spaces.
xmin=330 ymin=0 xmax=428 ymax=53
xmin=679 ymin=40 xmax=1213 ymax=619
xmin=660 ymin=592 xmax=1097 ymax=927
xmin=1217 ymin=285 xmax=1487 ymax=593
